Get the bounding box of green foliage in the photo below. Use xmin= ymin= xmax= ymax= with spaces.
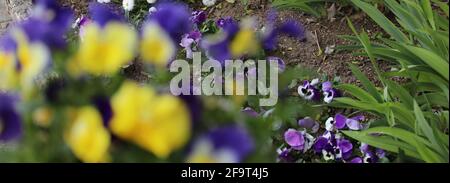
xmin=335 ymin=0 xmax=449 ymax=162
xmin=271 ymin=0 xmax=328 ymax=17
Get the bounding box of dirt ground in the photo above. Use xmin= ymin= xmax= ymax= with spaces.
xmin=56 ymin=0 xmax=390 ymax=85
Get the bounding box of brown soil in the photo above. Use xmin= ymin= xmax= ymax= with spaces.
xmin=57 ymin=0 xmax=89 ymax=17
xmin=210 ymin=0 xmax=390 ymax=85
xmin=57 ymin=0 xmax=392 ymax=85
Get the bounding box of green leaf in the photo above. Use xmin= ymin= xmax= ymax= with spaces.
xmin=348 ymin=63 xmax=383 ymax=102
xmin=403 ymin=45 xmax=449 ymax=81
xmin=413 ymin=100 xmax=444 ymax=156
xmin=343 ymin=130 xmax=421 ymax=160
xmin=351 ymin=0 xmax=409 ymax=43
xmin=336 ymin=84 xmax=379 ymax=103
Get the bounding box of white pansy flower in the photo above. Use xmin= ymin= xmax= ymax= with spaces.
xmin=147 ymin=0 xmax=157 ymax=3
xmin=202 ymin=0 xmax=216 ymax=7
xmin=123 ymin=0 xmax=135 ymax=11
xmin=148 ymin=7 xmax=157 ymax=14
xmin=97 ymin=0 xmax=110 ymax=3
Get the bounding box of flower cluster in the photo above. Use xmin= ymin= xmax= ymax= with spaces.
xmin=297 ymin=79 xmax=341 ymax=103
xmin=280 ymin=113 xmax=386 ymax=163
xmin=0 ymin=0 xmax=390 ymax=164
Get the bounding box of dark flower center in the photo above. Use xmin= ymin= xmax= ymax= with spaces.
xmin=364 ymin=156 xmax=372 ymax=163
xmin=301 ymin=88 xmax=308 ymax=94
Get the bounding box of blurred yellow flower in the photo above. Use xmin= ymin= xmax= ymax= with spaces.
xmin=0 ymin=30 xmax=50 ymax=95
xmin=33 ymin=106 xmax=53 ymax=128
xmin=110 ymin=81 xmax=191 ymax=158
xmin=68 ymin=22 xmax=137 ymax=75
xmin=140 ymin=22 xmax=176 ymax=67
xmin=65 ymin=106 xmax=111 ymax=163
xmin=229 ymin=19 xmax=258 ymax=57
xmin=0 ymin=51 xmax=17 ymax=90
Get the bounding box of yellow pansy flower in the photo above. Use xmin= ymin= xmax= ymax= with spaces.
xmin=0 ymin=51 xmax=17 ymax=90
xmin=110 ymin=81 xmax=191 ymax=158
xmin=229 ymin=19 xmax=259 ymax=57
xmin=65 ymin=106 xmax=111 ymax=163
xmin=69 ymin=22 xmax=137 ymax=75
xmin=140 ymin=22 xmax=176 ymax=67
xmin=0 ymin=30 xmax=50 ymax=97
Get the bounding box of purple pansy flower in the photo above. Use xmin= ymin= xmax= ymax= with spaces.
xmin=89 ymin=2 xmax=124 ymax=27
xmin=322 ymin=81 xmax=341 ymax=103
xmin=262 ymin=11 xmax=305 ymax=51
xmin=349 ymin=157 xmax=363 ymax=163
xmin=216 ymin=17 xmax=234 ymax=28
xmin=242 ymin=107 xmax=259 ymax=117
xmin=359 ymin=143 xmax=386 ymax=163
xmin=180 ymin=30 xmax=202 ymax=59
xmin=0 ymin=35 xmax=17 ymax=52
xmin=146 ymin=3 xmax=192 ymax=43
xmin=180 ymin=34 xmax=195 ymax=59
xmin=297 ymin=79 xmax=321 ymax=101
xmin=189 ymin=125 xmax=254 ymax=163
xmin=188 ymin=30 xmax=202 ymax=43
xmin=313 ymin=131 xmax=354 ymax=162
xmin=326 ymin=114 xmax=366 ymax=131
xmin=0 ymin=93 xmax=22 ymax=142
xmin=337 ymin=139 xmax=353 ymax=160
xmin=284 ymin=129 xmax=315 ymax=152
xmin=191 ymin=10 xmax=207 ymax=25
xmin=277 ymin=147 xmax=295 ymax=163
xmin=201 ymin=18 xmax=239 ymax=63
xmin=15 ymin=0 xmax=73 ymax=48
xmin=298 ymin=117 xmax=319 ymax=133
xmin=284 ymin=129 xmax=305 ymax=151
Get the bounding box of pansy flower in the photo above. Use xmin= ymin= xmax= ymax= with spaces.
xmin=284 ymin=129 xmax=314 ymax=152
xmin=298 ymin=117 xmax=319 ymax=134
xmin=277 ymin=147 xmax=295 ymax=163
xmin=191 ymin=10 xmax=207 ymax=25
xmin=68 ymin=3 xmax=137 ymax=76
xmin=141 ymin=3 xmax=192 ymax=66
xmin=89 ymin=2 xmax=125 ymax=27
xmin=216 ymin=17 xmax=234 ymax=28
xmin=242 ymin=107 xmax=260 ymax=117
xmin=0 ymin=93 xmax=22 ymax=142
xmin=18 ymin=0 xmax=74 ymax=48
xmin=0 ymin=30 xmax=51 ymax=96
xmin=322 ymin=81 xmax=341 ymax=103
xmin=202 ymin=0 xmax=217 ymax=7
xmin=202 ymin=18 xmax=258 ymax=64
xmin=180 ymin=30 xmax=202 ymax=59
xmin=313 ymin=131 xmax=354 ymax=162
xmin=187 ymin=125 xmax=254 ymax=163
xmin=359 ymin=143 xmax=386 ymax=163
xmin=297 ymin=79 xmax=321 ymax=101
xmin=110 ymin=81 xmax=191 ymax=159
xmin=325 ymin=114 xmax=367 ymax=132
xmin=65 ymin=106 xmax=111 ymax=163
xmin=261 ymin=10 xmax=305 ymax=51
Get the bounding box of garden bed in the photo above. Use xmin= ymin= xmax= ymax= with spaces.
xmin=1 ymin=0 xmax=448 ymax=163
